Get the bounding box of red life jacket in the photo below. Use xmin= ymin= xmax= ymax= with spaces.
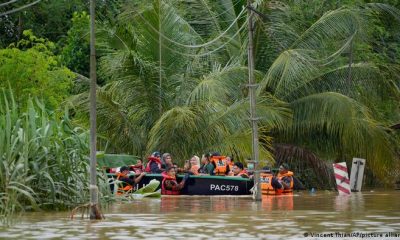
xmin=161 ymin=172 xmax=180 ymax=195
xmin=130 ymin=164 xmax=144 ymax=174
xmin=145 ymin=156 xmax=162 ymax=173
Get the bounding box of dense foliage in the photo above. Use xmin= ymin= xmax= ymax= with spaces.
xmin=0 ymin=90 xmax=111 ymax=224
xmin=0 ymin=0 xmax=399 ymax=203
xmin=0 ymin=30 xmax=74 ymax=110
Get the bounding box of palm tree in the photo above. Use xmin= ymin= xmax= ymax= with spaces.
xmin=255 ymin=2 xmax=400 ymax=183
xmin=71 ymin=0 xmax=399 ymax=184
xmin=72 ymin=0 xmax=289 ymax=163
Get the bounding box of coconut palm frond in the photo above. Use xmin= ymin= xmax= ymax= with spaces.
xmin=292 ymin=7 xmax=365 ymax=51
xmin=188 ymin=65 xmax=261 ymax=105
xmin=287 ymin=92 xmax=395 ymax=181
xmin=273 ymin=143 xmax=335 ymax=189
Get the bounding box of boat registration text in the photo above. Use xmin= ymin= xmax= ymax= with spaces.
xmin=210 ymin=184 xmax=239 ymax=191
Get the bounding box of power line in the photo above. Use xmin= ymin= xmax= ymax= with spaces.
xmin=0 ymin=0 xmax=19 ymax=8
xmin=130 ymin=6 xmax=247 ymax=49
xmin=0 ymin=0 xmax=41 ymax=17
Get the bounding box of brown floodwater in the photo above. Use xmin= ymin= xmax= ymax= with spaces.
xmin=1 ymin=191 xmax=399 ymax=239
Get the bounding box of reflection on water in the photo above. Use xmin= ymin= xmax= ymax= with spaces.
xmin=1 ymin=191 xmax=399 ymax=239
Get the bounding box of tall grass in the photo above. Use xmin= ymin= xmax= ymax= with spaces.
xmin=0 ymin=89 xmax=110 ymax=225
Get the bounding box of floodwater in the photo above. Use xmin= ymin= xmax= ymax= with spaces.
xmin=1 ymin=191 xmax=400 ymax=239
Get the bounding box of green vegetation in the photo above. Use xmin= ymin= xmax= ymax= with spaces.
xmin=0 ymin=30 xmax=74 ymax=110
xmin=0 ymin=90 xmax=111 ymax=224
xmin=0 ymin=0 xmax=399 ymax=218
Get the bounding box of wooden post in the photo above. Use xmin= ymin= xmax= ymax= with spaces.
xmin=89 ymin=0 xmax=100 ymax=219
xmin=247 ymin=0 xmax=262 ymax=201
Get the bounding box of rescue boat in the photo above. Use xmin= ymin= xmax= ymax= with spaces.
xmin=100 ymin=153 xmax=253 ymax=195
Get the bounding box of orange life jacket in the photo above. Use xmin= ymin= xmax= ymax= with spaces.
xmin=145 ymin=156 xmax=162 ymax=173
xmin=211 ymin=156 xmax=227 ymax=176
xmin=161 ymin=172 xmax=180 ymax=195
xmin=277 ymin=171 xmax=294 ymax=193
xmin=260 ymin=173 xmax=275 ymax=195
xmin=116 ymin=172 xmax=133 ymax=195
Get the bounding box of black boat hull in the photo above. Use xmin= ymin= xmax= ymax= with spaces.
xmin=110 ymin=174 xmax=254 ymax=195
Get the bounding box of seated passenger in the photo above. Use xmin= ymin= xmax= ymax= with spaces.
xmin=162 ymin=153 xmax=174 ymax=169
xmin=231 ymin=162 xmax=249 ymax=178
xmin=129 ymin=159 xmax=145 ymax=174
xmin=116 ymin=166 xmax=146 ymax=194
xmin=161 ymin=167 xmax=189 ymax=195
xmin=189 ymin=155 xmax=200 ymax=175
xmin=145 ymin=151 xmax=163 ymax=173
xmin=276 ymin=163 xmax=294 ymax=193
xmin=226 ymin=156 xmax=234 ymax=176
xmin=198 ymin=153 xmax=215 ymax=175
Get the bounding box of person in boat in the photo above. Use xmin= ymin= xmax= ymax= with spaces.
xmin=161 ymin=166 xmax=190 ymax=195
xmin=162 ymin=153 xmax=174 ymax=169
xmin=276 ymin=163 xmax=294 ymax=193
xmin=145 ymin=151 xmax=163 ymax=173
xmin=226 ymin=156 xmax=234 ymax=176
xmin=116 ymin=166 xmax=146 ymax=194
xmin=189 ymin=155 xmax=200 ymax=175
xmin=179 ymin=155 xmax=201 ymax=175
xmin=231 ymin=162 xmax=249 ymax=178
xmin=210 ymin=152 xmax=230 ymax=176
xmin=129 ymin=159 xmax=145 ymax=174
xmin=198 ymin=153 xmax=215 ymax=175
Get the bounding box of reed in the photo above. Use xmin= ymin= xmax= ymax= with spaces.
xmin=0 ymin=89 xmax=111 ymax=225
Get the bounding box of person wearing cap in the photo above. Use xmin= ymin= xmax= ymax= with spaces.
xmin=231 ymin=162 xmax=249 ymax=178
xmin=116 ymin=166 xmax=146 ymax=194
xmin=145 ymin=151 xmax=163 ymax=173
xmin=276 ymin=163 xmax=294 ymax=193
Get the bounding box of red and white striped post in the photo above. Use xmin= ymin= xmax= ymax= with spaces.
xmin=333 ymin=162 xmax=351 ymax=195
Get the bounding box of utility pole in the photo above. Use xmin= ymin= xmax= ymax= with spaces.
xmin=89 ymin=0 xmax=100 ymax=219
xmin=247 ymin=0 xmax=262 ymax=201
xmin=158 ymin=0 xmax=162 ymax=115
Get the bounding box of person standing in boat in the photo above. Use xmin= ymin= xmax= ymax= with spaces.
xmin=161 ymin=167 xmax=190 ymax=195
xmin=116 ymin=166 xmax=146 ymax=194
xmin=198 ymin=153 xmax=215 ymax=175
xmin=145 ymin=151 xmax=163 ymax=173
xmin=231 ymin=162 xmax=249 ymax=178
xmin=276 ymin=163 xmax=294 ymax=193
